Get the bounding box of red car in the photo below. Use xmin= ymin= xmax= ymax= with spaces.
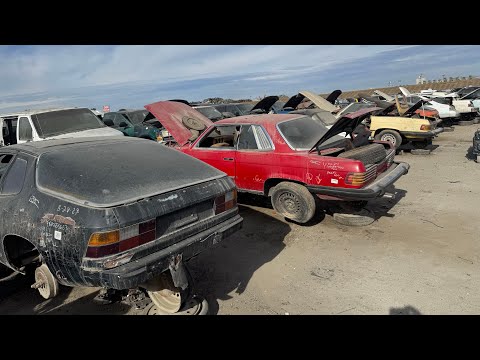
xmin=146 ymin=101 xmax=410 ymax=224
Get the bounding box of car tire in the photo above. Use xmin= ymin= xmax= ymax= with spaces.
xmin=374 ymin=130 xmax=403 ymax=149
xmin=458 ymin=120 xmax=474 ymax=126
xmin=333 ymin=209 xmax=375 ymax=226
xmin=182 ymin=116 xmax=206 ymax=131
xmin=271 ymin=182 xmax=316 ymax=224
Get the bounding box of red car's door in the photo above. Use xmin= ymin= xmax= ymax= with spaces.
xmin=235 ymin=124 xmax=275 ymax=193
xmin=186 ymin=125 xmax=237 ymax=181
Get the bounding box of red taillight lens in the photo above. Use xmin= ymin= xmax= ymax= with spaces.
xmin=344 ymin=172 xmax=366 ymax=186
xmin=86 ymin=219 xmax=156 ymax=258
xmin=215 ymin=189 xmax=237 ymax=215
xmin=420 ymin=124 xmax=431 ymax=130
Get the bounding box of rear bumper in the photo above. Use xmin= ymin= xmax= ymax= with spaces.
xmin=306 ymin=162 xmax=410 ymax=200
xmin=402 ymin=128 xmax=443 ymax=139
xmin=82 ymin=214 xmax=243 ymax=289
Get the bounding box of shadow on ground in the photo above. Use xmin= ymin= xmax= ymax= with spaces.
xmin=465 ymin=146 xmax=477 ymax=161
xmin=0 ymin=269 xmax=131 ymax=315
xmin=238 ymin=192 xmax=327 ymax=227
xmin=187 ymin=203 xmax=291 ymax=314
xmin=364 ymin=185 xmax=407 ymax=220
xmin=389 ymin=305 xmax=422 ymax=315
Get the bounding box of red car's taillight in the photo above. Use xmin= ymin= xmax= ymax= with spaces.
xmin=344 ymin=172 xmax=367 ymax=186
xmin=86 ymin=219 xmax=156 ymax=258
xmin=215 ymin=189 xmax=237 ymax=215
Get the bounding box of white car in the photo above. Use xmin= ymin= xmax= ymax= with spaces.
xmin=1 ymin=107 xmax=123 ymax=146
xmin=399 ymin=87 xmax=460 ymax=123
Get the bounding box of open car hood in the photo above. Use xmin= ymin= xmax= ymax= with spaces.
xmin=250 ymin=96 xmax=279 ymax=113
xmin=299 ymin=90 xmax=339 ymax=113
xmin=357 ymin=93 xmax=396 ymax=115
xmin=283 ymin=93 xmax=306 ymax=110
xmin=144 ymin=101 xmax=214 ymax=146
xmin=325 ymin=90 xmax=342 ymax=104
xmin=403 ymin=99 xmax=429 ymax=117
xmin=309 ymin=107 xmax=381 ymax=152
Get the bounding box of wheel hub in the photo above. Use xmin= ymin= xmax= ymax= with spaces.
xmin=32 ymin=264 xmax=59 ymax=299
xmin=381 ymin=134 xmax=396 ymax=145
xmin=279 ymin=192 xmax=300 ymax=214
xmin=144 ymin=272 xmax=187 ymax=314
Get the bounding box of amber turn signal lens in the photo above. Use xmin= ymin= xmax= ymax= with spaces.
xmin=88 ymin=231 xmax=120 ymax=246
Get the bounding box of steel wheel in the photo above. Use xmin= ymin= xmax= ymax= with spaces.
xmin=143 ymin=295 xmax=209 ymax=315
xmin=144 ymin=270 xmax=192 ymax=314
xmin=380 ymin=133 xmax=397 ymax=145
xmin=278 ymin=191 xmax=302 ymax=216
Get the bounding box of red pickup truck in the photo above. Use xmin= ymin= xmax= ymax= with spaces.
xmin=146 ymin=101 xmax=410 ymax=224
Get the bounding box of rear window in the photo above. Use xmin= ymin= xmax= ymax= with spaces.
xmin=32 ymin=108 xmax=106 ymax=138
xmin=277 ymin=116 xmax=328 ymax=150
xmin=36 ymin=140 xmax=223 ymax=207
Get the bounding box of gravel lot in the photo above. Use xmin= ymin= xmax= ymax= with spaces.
xmin=1 ymin=124 xmax=478 ymax=315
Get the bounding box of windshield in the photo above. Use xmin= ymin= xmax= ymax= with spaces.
xmin=462 ymin=88 xmax=480 ymax=100
xmin=33 ymin=108 xmax=106 ymax=138
xmin=272 ymin=101 xmax=286 ymax=111
xmin=312 ymin=111 xmax=338 ymax=126
xmin=195 ymin=106 xmax=223 ymax=120
xmin=235 ymin=103 xmax=254 ymax=114
xmin=126 ymin=110 xmax=149 ymax=124
xmin=277 ymin=116 xmax=328 ymax=150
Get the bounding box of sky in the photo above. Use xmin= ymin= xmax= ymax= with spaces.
xmin=0 ymin=45 xmax=478 ymax=113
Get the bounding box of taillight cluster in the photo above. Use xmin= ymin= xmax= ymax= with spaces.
xmin=420 ymin=124 xmax=431 ymax=131
xmin=344 ymin=172 xmax=367 ymax=186
xmin=215 ymin=189 xmax=237 ymax=215
xmin=86 ymin=219 xmax=156 ymax=258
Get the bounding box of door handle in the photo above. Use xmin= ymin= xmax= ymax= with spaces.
xmin=223 ymin=157 xmax=234 ymax=161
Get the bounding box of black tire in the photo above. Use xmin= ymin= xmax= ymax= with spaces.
xmin=411 ymin=149 xmax=432 ymax=155
xmin=374 ymin=130 xmax=403 ymax=149
xmin=458 ymin=120 xmax=474 ymax=126
xmin=271 ymin=182 xmax=316 ymax=224
xmin=337 ymin=143 xmax=387 ymax=165
xmin=333 ymin=209 xmax=375 ymax=226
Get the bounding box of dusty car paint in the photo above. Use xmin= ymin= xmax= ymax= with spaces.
xmin=0 ymin=137 xmax=242 ymax=289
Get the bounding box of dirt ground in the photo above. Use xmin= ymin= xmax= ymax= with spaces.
xmin=1 ymin=124 xmax=478 ymax=315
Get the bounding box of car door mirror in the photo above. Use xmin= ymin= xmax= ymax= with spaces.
xmin=119 ymin=122 xmax=128 ymax=128
xmin=103 ymin=119 xmax=114 ymax=126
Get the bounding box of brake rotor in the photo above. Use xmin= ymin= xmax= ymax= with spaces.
xmin=32 ymin=264 xmax=59 ymax=299
xmin=144 ymin=272 xmax=183 ymax=314
xmin=182 ymin=116 xmax=206 ymax=131
xmin=143 ymin=295 xmax=209 ymax=315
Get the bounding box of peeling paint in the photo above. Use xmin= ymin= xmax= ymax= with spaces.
xmin=157 ymin=194 xmax=179 ymax=202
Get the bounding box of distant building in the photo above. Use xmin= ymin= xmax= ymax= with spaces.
xmin=416 ymin=74 xmax=427 ymax=85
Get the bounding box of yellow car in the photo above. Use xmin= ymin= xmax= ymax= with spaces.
xmin=368 ymin=100 xmax=444 ymax=151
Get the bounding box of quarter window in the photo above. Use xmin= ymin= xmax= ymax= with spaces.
xmin=2 ymin=157 xmax=27 ymax=195
xmin=18 ymin=117 xmax=33 ymax=141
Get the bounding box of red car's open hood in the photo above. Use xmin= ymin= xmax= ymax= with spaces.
xmin=145 ymin=101 xmax=214 ymax=146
